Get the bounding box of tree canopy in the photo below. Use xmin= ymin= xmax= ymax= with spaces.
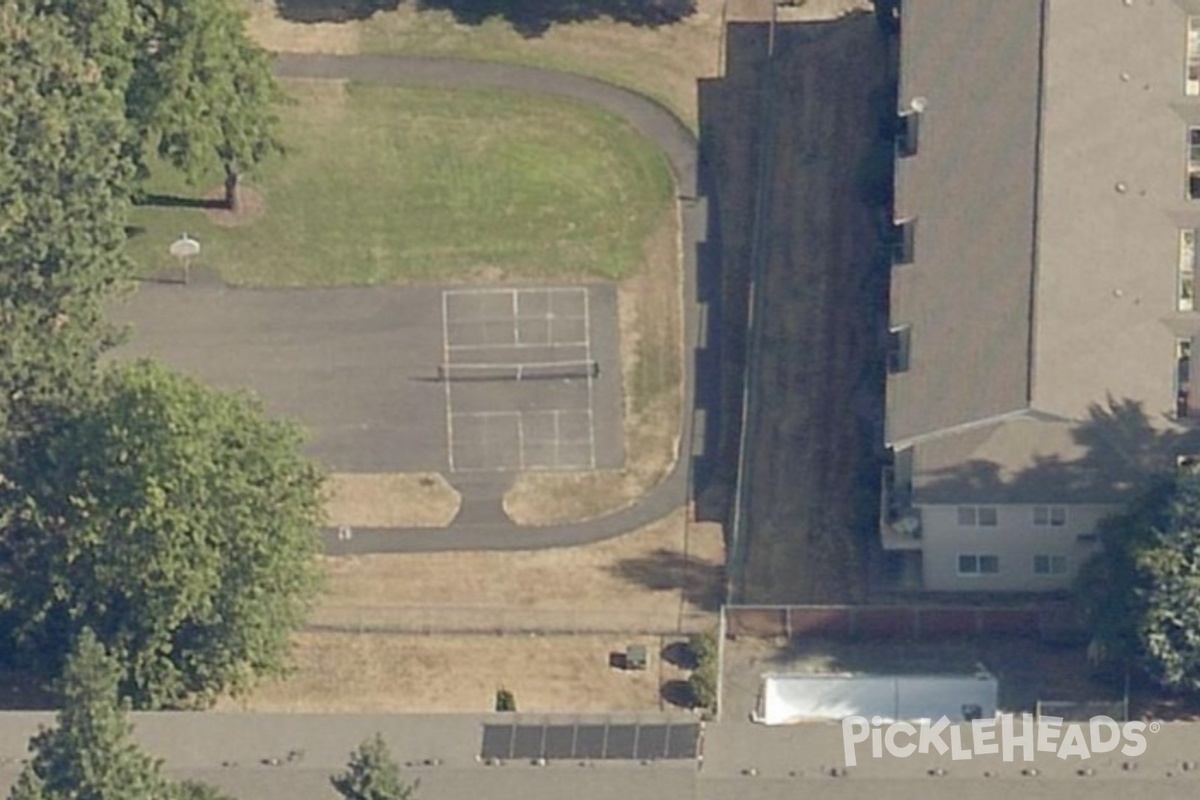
xmin=10 ymin=630 xmax=174 ymax=800
xmin=331 ymin=734 xmax=418 ymax=800
xmin=0 ymin=1 xmax=132 ymax=430
xmin=29 ymin=0 xmax=285 ymax=206
xmin=0 ymin=361 xmax=325 ymax=709
xmin=146 ymin=0 xmax=285 ymax=208
xmin=9 ymin=630 xmax=236 ymax=800
xmin=1078 ymin=468 xmax=1200 ymax=692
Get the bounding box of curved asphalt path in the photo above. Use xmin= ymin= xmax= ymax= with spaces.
xmin=274 ymin=54 xmax=706 ymax=554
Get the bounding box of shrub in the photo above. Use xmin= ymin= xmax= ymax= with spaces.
xmin=687 ymin=630 xmax=719 ymax=714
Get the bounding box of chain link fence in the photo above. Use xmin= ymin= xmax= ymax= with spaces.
xmin=307 ymin=605 xmax=715 ymax=636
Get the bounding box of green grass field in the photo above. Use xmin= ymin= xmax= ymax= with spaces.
xmin=127 ymin=79 xmax=673 ymax=287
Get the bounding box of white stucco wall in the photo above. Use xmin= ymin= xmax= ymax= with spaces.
xmin=917 ymin=504 xmax=1117 ymax=592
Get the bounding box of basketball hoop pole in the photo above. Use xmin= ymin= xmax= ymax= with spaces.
xmin=169 ymin=233 xmax=201 ymax=285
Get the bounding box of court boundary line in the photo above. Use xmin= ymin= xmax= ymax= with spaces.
xmin=583 ymin=289 xmax=598 ymax=469
xmin=441 ymin=291 xmax=456 ymax=472
xmin=442 ymin=286 xmax=601 ymax=474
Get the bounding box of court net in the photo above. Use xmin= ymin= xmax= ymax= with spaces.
xmin=438 ymin=360 xmax=599 ymax=382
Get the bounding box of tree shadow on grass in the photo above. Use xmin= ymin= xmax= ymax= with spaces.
xmin=607 ymin=548 xmax=724 ymax=612
xmin=134 ymin=194 xmax=227 ymax=211
xmin=662 ymin=639 xmax=699 ymax=669
xmin=661 ymin=678 xmax=696 ymax=709
xmin=419 ymin=0 xmax=697 ymax=37
xmin=276 ymin=0 xmax=696 ymax=36
xmin=275 ymin=0 xmax=401 ymax=23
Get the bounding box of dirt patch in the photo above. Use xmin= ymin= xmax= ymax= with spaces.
xmin=707 ymin=15 xmax=891 ymax=604
xmin=222 ymin=632 xmax=683 ymax=713
xmin=324 ymin=473 xmax=460 ymax=528
xmin=202 ymin=186 xmax=266 ymax=227
xmin=311 ymin=506 xmax=724 ymax=634
xmin=503 ymin=206 xmax=682 ymax=525
xmin=245 ymin=2 xmax=363 ymax=54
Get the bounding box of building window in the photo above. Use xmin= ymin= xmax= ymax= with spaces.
xmin=1181 ymin=230 xmax=1197 ymax=311
xmin=1033 ymin=554 xmax=1067 ymax=575
xmin=1033 ymin=506 xmax=1066 ymax=527
xmin=957 ymin=506 xmax=998 ymax=527
xmin=897 ymin=109 xmax=921 ymax=157
xmin=892 ymin=217 xmax=916 ymax=264
xmin=958 ymin=554 xmax=1000 ymax=575
xmin=1179 ymin=339 xmax=1193 ymax=419
xmin=1189 ymin=128 xmax=1200 ymax=199
xmin=1188 ymin=17 xmax=1200 ymax=96
xmin=887 ymin=325 xmax=911 ymax=373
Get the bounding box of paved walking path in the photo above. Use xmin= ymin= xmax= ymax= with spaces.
xmin=273 ymin=54 xmax=709 ymax=554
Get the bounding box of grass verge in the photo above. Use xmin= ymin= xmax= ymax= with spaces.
xmin=230 ymin=509 xmax=723 ymax=713
xmin=127 ymin=78 xmax=673 ymax=286
xmin=324 ymin=473 xmax=460 ymax=528
xmin=220 ymin=632 xmax=680 ymax=713
xmin=503 ymin=206 xmax=683 ymax=525
xmin=246 ymin=0 xmax=727 ymax=128
xmin=309 ymin=507 xmax=724 ymax=634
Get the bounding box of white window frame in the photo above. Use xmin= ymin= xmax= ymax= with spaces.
xmin=1181 ymin=230 xmax=1197 ymax=311
xmin=957 ymin=506 xmax=998 ymax=527
xmin=958 ymin=554 xmax=1000 ymax=576
xmin=1188 ymin=17 xmax=1200 ymax=96
xmin=888 ymin=324 xmax=912 ymax=373
xmin=1033 ymin=554 xmax=1068 ymax=576
xmin=1179 ymin=339 xmax=1193 ymax=419
xmin=1033 ymin=506 xmax=1067 ymax=527
xmin=1188 ymin=128 xmax=1200 ymax=199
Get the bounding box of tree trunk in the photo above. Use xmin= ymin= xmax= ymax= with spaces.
xmin=224 ymin=163 xmax=240 ymax=212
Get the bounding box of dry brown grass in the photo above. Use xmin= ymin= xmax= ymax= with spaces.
xmin=503 ymin=206 xmax=683 ymax=525
xmin=221 ymin=631 xmax=692 ymax=713
xmin=235 ymin=507 xmax=723 ymax=713
xmin=323 ymin=473 xmax=460 ymax=528
xmin=312 ymin=506 xmax=724 ymax=633
xmin=245 ymin=1 xmax=724 ymax=127
xmin=246 ymin=2 xmax=362 ymax=54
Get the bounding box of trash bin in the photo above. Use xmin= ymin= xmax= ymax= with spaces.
xmin=625 ymin=644 xmax=647 ymax=671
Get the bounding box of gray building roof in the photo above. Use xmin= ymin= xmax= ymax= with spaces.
xmin=890 ymin=0 xmax=1200 ymax=499
xmin=888 ymin=0 xmax=1044 ymax=444
xmin=910 ymin=410 xmax=1156 ymax=504
xmin=5 ymin=713 xmax=1200 ymax=799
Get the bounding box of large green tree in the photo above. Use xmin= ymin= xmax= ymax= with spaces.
xmin=0 ymin=361 xmax=325 ymax=709
xmin=331 ymin=734 xmax=418 ymax=800
xmin=33 ymin=0 xmax=285 ymax=209
xmin=1078 ymin=469 xmax=1200 ymax=692
xmin=0 ymin=1 xmax=132 ymax=430
xmin=9 ymin=630 xmax=235 ymax=800
xmin=146 ymin=0 xmax=285 ymax=210
xmin=9 ymin=630 xmax=173 ymax=800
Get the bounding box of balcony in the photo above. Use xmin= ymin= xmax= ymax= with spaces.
xmin=880 ymin=463 xmax=922 ymax=550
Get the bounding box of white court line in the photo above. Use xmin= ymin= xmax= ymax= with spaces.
xmin=447 ymin=340 xmax=589 ymax=351
xmin=582 ymin=289 xmax=597 ymax=469
xmin=553 ymin=409 xmax=562 ymax=468
xmin=511 ymin=288 xmax=520 ymax=346
xmin=517 ymin=413 xmax=526 ymax=471
xmin=451 ymin=410 xmax=523 ymax=420
xmin=447 ymin=411 xmax=523 ymax=473
xmin=441 ymin=291 xmax=456 ymax=473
